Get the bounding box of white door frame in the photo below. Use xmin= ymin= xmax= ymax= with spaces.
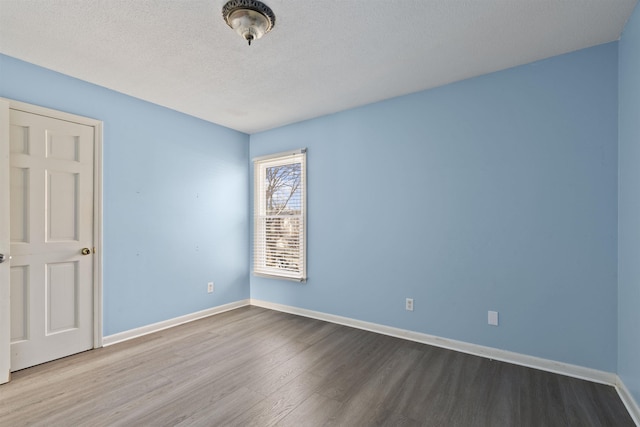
xmin=0 ymin=99 xmax=10 ymax=383
xmin=0 ymin=98 xmax=103 ymax=384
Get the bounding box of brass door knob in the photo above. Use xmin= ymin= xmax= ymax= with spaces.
xmin=81 ymin=248 xmax=91 ymax=255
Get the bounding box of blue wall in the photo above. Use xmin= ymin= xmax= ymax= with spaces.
xmin=618 ymin=2 xmax=640 ymax=405
xmin=250 ymin=43 xmax=619 ymax=372
xmin=0 ymin=55 xmax=250 ymax=335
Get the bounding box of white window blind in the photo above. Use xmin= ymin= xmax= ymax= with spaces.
xmin=253 ymin=149 xmax=306 ymax=281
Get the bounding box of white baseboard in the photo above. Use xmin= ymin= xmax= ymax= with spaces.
xmin=250 ymin=299 xmax=617 ymax=387
xmin=102 ymin=299 xmax=250 ymax=347
xmin=616 ymin=377 xmax=640 ymax=426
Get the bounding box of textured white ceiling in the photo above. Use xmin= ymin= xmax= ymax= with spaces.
xmin=0 ymin=0 xmax=637 ymax=134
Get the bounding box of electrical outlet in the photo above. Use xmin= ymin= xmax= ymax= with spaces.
xmin=207 ymin=282 xmax=214 ymax=293
xmin=488 ymin=310 xmax=498 ymax=326
xmin=406 ymin=298 xmax=414 ymax=311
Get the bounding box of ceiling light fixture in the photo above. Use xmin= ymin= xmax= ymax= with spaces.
xmin=222 ymin=0 xmax=276 ymax=46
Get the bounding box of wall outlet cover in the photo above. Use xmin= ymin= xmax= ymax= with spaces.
xmin=488 ymin=310 xmax=499 ymax=326
xmin=406 ymin=298 xmax=414 ymax=311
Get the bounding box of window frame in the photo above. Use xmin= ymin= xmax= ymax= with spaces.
xmin=253 ymin=149 xmax=307 ymax=282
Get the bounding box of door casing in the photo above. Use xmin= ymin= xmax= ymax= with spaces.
xmin=0 ymin=98 xmax=103 ymax=384
xmin=0 ymin=99 xmax=10 ymax=383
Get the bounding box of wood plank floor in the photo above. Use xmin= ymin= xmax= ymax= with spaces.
xmin=0 ymin=306 xmax=634 ymax=426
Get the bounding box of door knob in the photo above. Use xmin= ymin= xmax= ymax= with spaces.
xmin=81 ymin=248 xmax=91 ymax=256
xmin=0 ymin=253 xmax=10 ymax=264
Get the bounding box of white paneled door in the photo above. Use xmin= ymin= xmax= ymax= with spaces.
xmin=4 ymin=107 xmax=96 ymax=373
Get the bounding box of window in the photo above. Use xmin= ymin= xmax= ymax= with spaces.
xmin=253 ymin=149 xmax=306 ymax=281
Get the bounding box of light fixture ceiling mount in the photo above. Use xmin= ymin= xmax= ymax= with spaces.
xmin=222 ymin=0 xmax=276 ymax=46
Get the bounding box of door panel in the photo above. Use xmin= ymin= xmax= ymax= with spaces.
xmin=9 ymin=109 xmax=94 ymax=372
xmin=47 ymin=261 xmax=79 ymax=333
xmin=47 ymin=170 xmax=79 ymax=241
xmin=9 ymin=266 xmax=29 ymax=341
xmin=9 ymin=167 xmax=28 ymax=243
xmin=9 ymin=123 xmax=29 ymax=154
